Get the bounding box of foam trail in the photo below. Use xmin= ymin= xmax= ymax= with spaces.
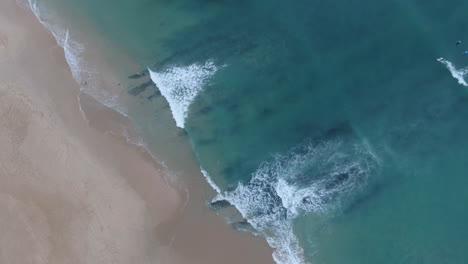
xmin=437 ymin=57 xmax=468 ymax=87
xmin=148 ymin=61 xmax=220 ymax=128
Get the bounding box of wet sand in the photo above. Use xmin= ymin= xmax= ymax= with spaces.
xmin=0 ymin=0 xmax=274 ymax=263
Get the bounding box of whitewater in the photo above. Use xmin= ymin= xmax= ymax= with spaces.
xmin=148 ymin=60 xmax=221 ymax=128
xmin=209 ymin=138 xmax=380 ymax=264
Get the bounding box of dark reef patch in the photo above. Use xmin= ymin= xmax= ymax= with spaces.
xmin=128 ymin=71 xmax=147 ymax=79
xmin=209 ymin=199 xmax=232 ymax=210
xmin=128 ymin=80 xmax=154 ymax=96
xmin=146 ymin=90 xmax=162 ymax=100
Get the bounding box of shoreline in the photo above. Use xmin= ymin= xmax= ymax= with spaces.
xmin=0 ymin=0 xmax=275 ymax=263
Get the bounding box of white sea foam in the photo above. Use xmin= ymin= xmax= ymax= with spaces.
xmin=437 ymin=57 xmax=468 ymax=87
xmin=201 ymin=168 xmax=221 ymax=193
xmin=148 ymin=61 xmax=221 ymax=128
xmin=63 ymin=30 xmax=127 ymax=115
xmin=214 ymin=139 xmax=379 ymax=264
xmin=28 ymin=0 xmax=128 ymax=116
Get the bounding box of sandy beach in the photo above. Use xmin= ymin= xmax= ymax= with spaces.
xmin=0 ymin=0 xmax=274 ymax=263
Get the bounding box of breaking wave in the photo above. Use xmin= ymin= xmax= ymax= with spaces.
xmin=214 ymin=139 xmax=379 ymax=264
xmin=201 ymin=167 xmax=221 ymax=193
xmin=437 ymin=57 xmax=468 ymax=87
xmin=148 ymin=61 xmax=221 ymax=128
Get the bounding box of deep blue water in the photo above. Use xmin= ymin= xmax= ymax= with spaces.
xmin=32 ymin=0 xmax=468 ymax=263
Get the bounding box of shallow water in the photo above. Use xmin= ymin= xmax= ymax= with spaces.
xmin=32 ymin=0 xmax=468 ymax=263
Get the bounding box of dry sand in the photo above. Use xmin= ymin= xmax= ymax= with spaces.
xmin=0 ymin=0 xmax=274 ymax=263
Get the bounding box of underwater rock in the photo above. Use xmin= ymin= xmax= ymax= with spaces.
xmin=258 ymin=107 xmax=274 ymax=120
xmin=322 ymin=122 xmax=353 ymax=140
xmin=128 ymin=71 xmax=147 ymax=79
xmin=231 ymin=219 xmax=253 ymax=232
xmin=146 ymin=90 xmax=162 ymax=100
xmin=324 ymin=172 xmax=350 ymax=191
xmin=344 ymin=183 xmax=384 ymax=214
xmin=197 ymin=105 xmax=213 ymax=115
xmin=129 ymin=80 xmax=154 ymax=96
xmin=209 ymin=199 xmax=233 ymax=210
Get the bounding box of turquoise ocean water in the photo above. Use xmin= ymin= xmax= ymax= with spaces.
xmin=30 ymin=0 xmax=468 ymax=263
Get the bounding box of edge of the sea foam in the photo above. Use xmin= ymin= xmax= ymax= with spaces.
xmin=26 ymin=0 xmax=186 ymax=193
